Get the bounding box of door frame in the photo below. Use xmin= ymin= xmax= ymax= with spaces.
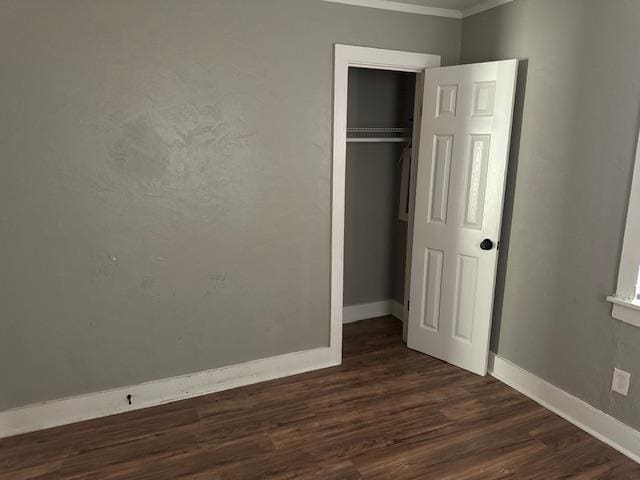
xmin=330 ymin=44 xmax=441 ymax=364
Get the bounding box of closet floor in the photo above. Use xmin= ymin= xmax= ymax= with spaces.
xmin=2 ymin=317 xmax=639 ymax=479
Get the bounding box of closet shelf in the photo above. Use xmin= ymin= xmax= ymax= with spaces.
xmin=347 ymin=127 xmax=410 ymax=133
xmin=347 ymin=137 xmax=410 ymax=143
xmin=346 ymin=127 xmax=411 ymax=143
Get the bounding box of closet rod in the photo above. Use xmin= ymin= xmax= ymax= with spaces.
xmin=347 ymin=137 xmax=410 ymax=143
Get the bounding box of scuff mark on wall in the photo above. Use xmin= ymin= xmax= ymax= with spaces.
xmin=207 ymin=272 xmax=231 ymax=291
xmin=140 ymin=274 xmax=155 ymax=290
xmin=93 ymin=253 xmax=119 ymax=280
xmin=97 ymin=94 xmax=259 ymax=226
xmin=110 ymin=114 xmax=171 ymax=181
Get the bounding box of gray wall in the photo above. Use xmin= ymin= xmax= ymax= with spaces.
xmin=344 ymin=68 xmax=415 ymax=306
xmin=462 ymin=0 xmax=640 ymax=429
xmin=0 ymin=0 xmax=460 ymax=410
xmin=344 ymin=143 xmax=403 ymax=305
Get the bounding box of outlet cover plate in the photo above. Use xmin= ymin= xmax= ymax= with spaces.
xmin=611 ymin=368 xmax=631 ymax=396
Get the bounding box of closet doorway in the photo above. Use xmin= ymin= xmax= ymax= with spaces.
xmin=343 ymin=67 xmax=416 ymax=334
xmin=331 ymin=45 xmax=518 ymax=377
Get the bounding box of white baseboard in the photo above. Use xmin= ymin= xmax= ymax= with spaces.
xmin=391 ymin=300 xmax=404 ymax=320
xmin=0 ymin=346 xmax=338 ymax=439
xmin=489 ymin=353 xmax=640 ymax=464
xmin=343 ymin=299 xmax=404 ymax=324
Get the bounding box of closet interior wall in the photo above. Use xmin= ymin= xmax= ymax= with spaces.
xmin=344 ymin=67 xmax=416 ymax=309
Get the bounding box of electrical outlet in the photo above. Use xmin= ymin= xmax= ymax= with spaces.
xmin=611 ymin=368 xmax=631 ymax=396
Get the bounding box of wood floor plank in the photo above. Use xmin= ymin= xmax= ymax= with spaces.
xmin=1 ymin=317 xmax=638 ymax=479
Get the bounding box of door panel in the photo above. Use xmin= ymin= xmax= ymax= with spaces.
xmin=421 ymin=248 xmax=443 ymax=332
xmin=407 ymin=60 xmax=518 ymax=376
xmin=428 ymin=135 xmax=453 ymax=223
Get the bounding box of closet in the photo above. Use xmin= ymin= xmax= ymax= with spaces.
xmin=343 ymin=67 xmax=417 ymax=323
xmin=335 ymin=45 xmax=519 ymax=375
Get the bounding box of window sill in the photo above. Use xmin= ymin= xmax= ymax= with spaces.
xmin=606 ymin=296 xmax=640 ymax=328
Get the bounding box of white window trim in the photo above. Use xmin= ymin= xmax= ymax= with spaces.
xmin=606 ymin=129 xmax=640 ymax=328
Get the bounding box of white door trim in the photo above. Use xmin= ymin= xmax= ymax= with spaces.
xmin=331 ymin=44 xmax=441 ymax=362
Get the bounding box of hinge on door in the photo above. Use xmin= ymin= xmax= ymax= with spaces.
xmin=407 ymin=300 xmax=410 ymax=311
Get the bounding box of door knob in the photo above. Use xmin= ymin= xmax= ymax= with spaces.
xmin=480 ymin=239 xmax=494 ymax=251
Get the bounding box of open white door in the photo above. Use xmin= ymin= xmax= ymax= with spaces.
xmin=407 ymin=60 xmax=518 ymax=376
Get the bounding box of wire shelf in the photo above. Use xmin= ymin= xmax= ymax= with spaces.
xmin=347 ymin=127 xmax=410 ymax=133
xmin=346 ymin=127 xmax=412 ymax=143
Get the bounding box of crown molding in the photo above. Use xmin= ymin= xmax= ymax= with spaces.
xmin=321 ymin=0 xmax=514 ymax=19
xmin=322 ymin=0 xmax=461 ymax=19
xmin=461 ymin=0 xmax=514 ymax=18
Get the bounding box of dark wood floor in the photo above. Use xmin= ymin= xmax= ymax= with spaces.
xmin=2 ymin=317 xmax=639 ymax=479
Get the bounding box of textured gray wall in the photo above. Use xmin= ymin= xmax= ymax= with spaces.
xmin=344 ymin=142 xmax=402 ymax=305
xmin=344 ymin=68 xmax=415 ymax=306
xmin=0 ymin=0 xmax=460 ymax=410
xmin=462 ymin=0 xmax=640 ymax=429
